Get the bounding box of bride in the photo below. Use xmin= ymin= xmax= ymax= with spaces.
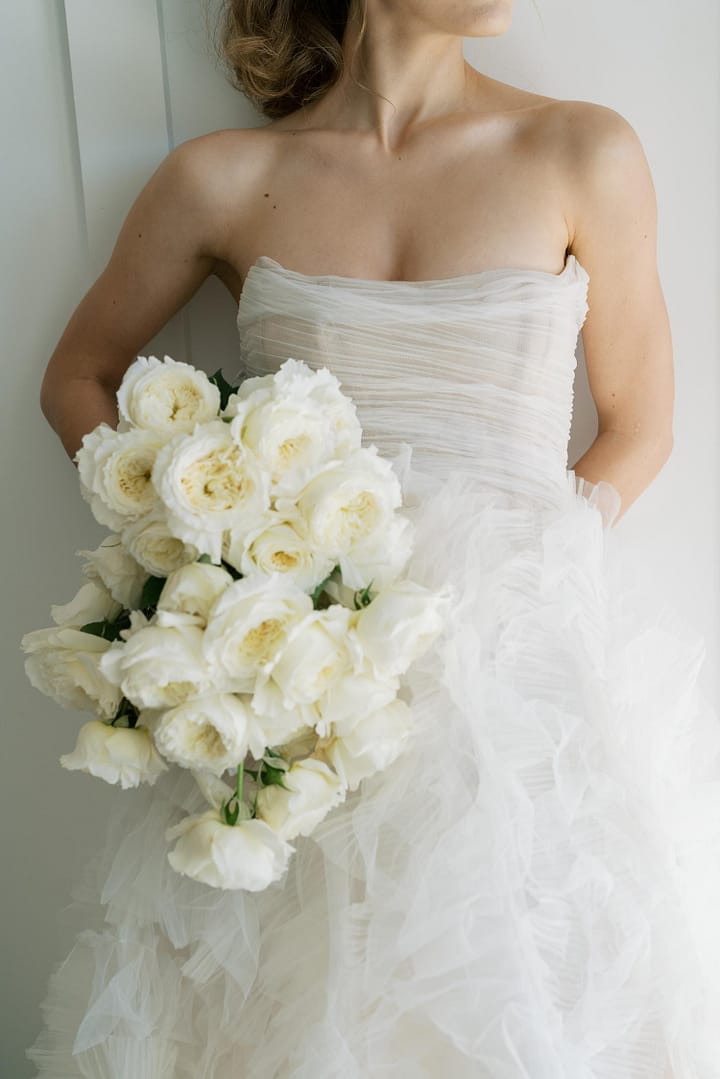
xmin=28 ymin=2 xmax=719 ymax=1077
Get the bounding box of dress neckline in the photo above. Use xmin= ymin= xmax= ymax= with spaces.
xmin=237 ymin=251 xmax=588 ymax=314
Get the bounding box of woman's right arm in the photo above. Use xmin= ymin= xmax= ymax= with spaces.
xmin=41 ymin=134 xmax=232 ymax=462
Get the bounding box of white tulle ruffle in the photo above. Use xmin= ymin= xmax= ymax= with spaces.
xmin=26 ymin=448 xmax=720 ymax=1079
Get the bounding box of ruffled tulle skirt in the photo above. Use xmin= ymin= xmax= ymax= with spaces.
xmin=26 ymin=450 xmax=720 ymax=1079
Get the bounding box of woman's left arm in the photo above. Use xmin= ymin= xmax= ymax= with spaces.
xmin=563 ymin=102 xmax=675 ymax=524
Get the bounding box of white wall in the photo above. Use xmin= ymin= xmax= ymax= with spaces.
xmin=2 ymin=1 xmax=717 ymax=1074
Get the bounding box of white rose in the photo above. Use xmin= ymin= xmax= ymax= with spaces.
xmin=222 ymin=506 xmax=336 ymax=592
xmin=313 ymin=658 xmax=399 ymax=738
xmin=202 ymin=574 xmax=313 ymax=692
xmin=165 ymin=807 xmax=294 ymax=891
xmin=117 ymin=354 xmax=221 ymax=434
xmin=248 ymin=677 xmax=320 ymax=747
xmin=151 ymin=420 xmax=270 ymax=562
xmin=222 ymin=371 xmax=275 ymax=416
xmin=99 ymin=623 xmax=210 ymax=709
xmin=352 ymin=580 xmax=451 ymax=677
xmin=121 ymin=511 xmax=199 ymax=577
xmin=255 ymin=757 xmax=346 ymax=840
xmin=285 ymin=446 xmax=402 ymax=561
xmin=226 ymin=358 xmax=361 ymax=498
xmin=21 ymin=626 xmax=122 ymax=718
xmin=59 ymin=718 xmax=168 ymax=788
xmin=74 ymin=424 xmax=123 ymax=529
xmin=269 ymin=358 xmax=362 ymax=458
xmin=76 ymin=424 xmax=164 ymax=528
xmin=156 ymin=562 xmax=234 ymax=626
xmin=320 ymin=697 xmax=414 ymax=790
xmin=50 ymin=579 xmax=123 ymax=627
xmin=153 ymin=692 xmax=267 ymax=775
xmin=273 ymin=358 xmax=361 ymax=460
xmin=77 ymin=535 xmax=148 ymax=609
xmin=260 ymin=604 xmax=361 ymax=710
xmin=338 ymin=512 xmax=416 ymax=591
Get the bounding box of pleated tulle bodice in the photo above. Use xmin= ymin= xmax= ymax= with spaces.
xmin=235 ymin=253 xmax=590 ymax=507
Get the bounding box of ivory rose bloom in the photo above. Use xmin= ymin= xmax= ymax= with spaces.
xmin=117 ymin=354 xmax=220 ymax=434
xmin=258 ymin=604 xmax=361 ymax=711
xmin=336 ymin=512 xmax=416 ymax=591
xmin=247 ymin=678 xmax=319 ymax=746
xmin=255 ymin=757 xmax=346 ymax=840
xmin=351 ymin=580 xmax=452 ymax=677
xmin=99 ymin=623 xmax=210 ymax=709
xmin=222 ymin=506 xmax=336 ymax=592
xmin=225 ymin=358 xmax=362 ymax=498
xmin=21 ymin=626 xmax=122 ymax=718
xmin=319 ymin=697 xmax=414 ymax=791
xmin=121 ymin=511 xmax=199 ymax=577
xmin=77 ymin=535 xmax=148 ymax=609
xmin=75 ymin=424 xmax=164 ymax=529
xmin=50 ymin=579 xmax=122 ymax=627
xmin=202 ymin=574 xmax=313 ymax=692
xmin=60 ymin=719 xmax=168 ymax=788
xmin=156 ymin=562 xmax=234 ymax=626
xmin=312 ymin=658 xmax=399 ymax=738
xmin=153 ymin=692 xmax=267 ymax=774
xmin=165 ymin=807 xmax=294 ymax=891
xmin=284 ymin=446 xmax=402 ymax=565
xmin=151 ymin=420 xmax=270 ymax=561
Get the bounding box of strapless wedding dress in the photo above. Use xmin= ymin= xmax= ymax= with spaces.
xmin=26 ymin=254 xmax=720 ymax=1079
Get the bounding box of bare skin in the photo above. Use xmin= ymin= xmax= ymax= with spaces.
xmin=40 ymin=0 xmax=674 ymax=529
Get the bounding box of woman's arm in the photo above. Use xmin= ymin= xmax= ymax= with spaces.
xmin=41 ymin=133 xmax=232 ymax=462
xmin=562 ymin=102 xmax=675 ymax=524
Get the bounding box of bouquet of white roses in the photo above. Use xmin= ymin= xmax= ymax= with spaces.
xmin=21 ymin=354 xmax=452 ymax=891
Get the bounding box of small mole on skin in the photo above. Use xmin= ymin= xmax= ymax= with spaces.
xmin=273 ymin=204 xmax=277 ymax=209
xmin=138 ymin=233 xmax=142 ymax=237
xmin=264 ymin=193 xmax=269 ymax=197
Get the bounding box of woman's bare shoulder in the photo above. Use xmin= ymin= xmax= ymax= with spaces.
xmin=165 ymin=124 xmax=289 ymax=216
xmin=535 ymin=96 xmax=644 ymax=160
xmin=174 ymin=121 xmax=293 ymax=160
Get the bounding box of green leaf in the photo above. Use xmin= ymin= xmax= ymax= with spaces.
xmin=80 ymin=609 xmax=132 ymax=642
xmin=259 ymin=762 xmax=290 ymax=789
xmin=139 ymin=574 xmax=166 ymax=612
xmin=80 ymin=619 xmax=112 ymax=639
xmin=209 ymin=368 xmax=240 ymax=411
xmin=223 ymin=795 xmax=240 ymax=826
xmin=112 ymin=695 xmax=139 ymax=728
xmin=311 ymin=564 xmax=341 ymax=608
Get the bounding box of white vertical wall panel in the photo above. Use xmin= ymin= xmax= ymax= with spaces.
xmin=64 ymin=0 xmax=170 ymax=278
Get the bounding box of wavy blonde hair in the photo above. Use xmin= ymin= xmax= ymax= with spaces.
xmin=211 ymin=0 xmax=370 ymax=121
